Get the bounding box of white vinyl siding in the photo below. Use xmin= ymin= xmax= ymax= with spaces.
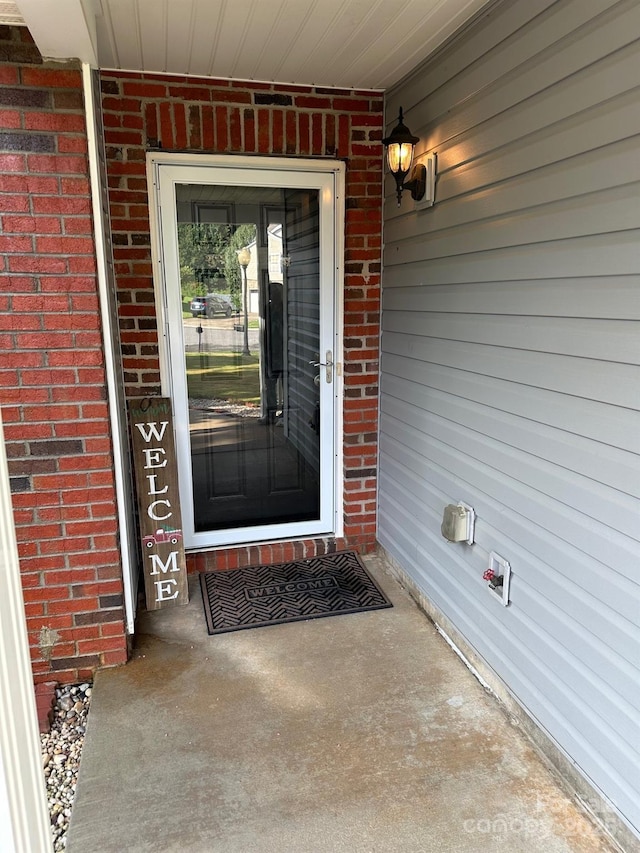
xmin=378 ymin=0 xmax=640 ymax=839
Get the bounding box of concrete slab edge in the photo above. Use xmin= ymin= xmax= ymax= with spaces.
xmin=377 ymin=545 xmax=639 ymax=853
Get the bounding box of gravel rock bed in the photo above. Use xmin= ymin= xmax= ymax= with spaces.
xmin=40 ymin=683 xmax=92 ymax=851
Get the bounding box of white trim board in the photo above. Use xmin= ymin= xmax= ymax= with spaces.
xmin=0 ymin=412 xmax=53 ymax=853
xmin=83 ymin=64 xmax=139 ymax=633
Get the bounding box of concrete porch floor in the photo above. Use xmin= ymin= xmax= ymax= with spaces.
xmin=67 ymin=555 xmax=617 ymax=853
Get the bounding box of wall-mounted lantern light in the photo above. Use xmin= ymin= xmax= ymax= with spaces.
xmin=382 ymin=107 xmax=436 ymax=208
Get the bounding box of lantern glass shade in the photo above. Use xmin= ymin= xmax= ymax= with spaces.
xmin=387 ymin=141 xmax=414 ymax=176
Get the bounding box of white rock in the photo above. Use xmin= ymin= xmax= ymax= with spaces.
xmin=40 ymin=683 xmax=92 ymax=852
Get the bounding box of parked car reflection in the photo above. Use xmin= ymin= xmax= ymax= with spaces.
xmin=190 ymin=292 xmax=234 ymax=318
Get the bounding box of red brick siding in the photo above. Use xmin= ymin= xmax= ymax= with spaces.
xmin=0 ymin=28 xmax=127 ymax=683
xmin=101 ymin=71 xmax=383 ymax=561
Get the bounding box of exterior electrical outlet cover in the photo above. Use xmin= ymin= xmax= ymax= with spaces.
xmin=458 ymin=501 xmax=475 ymax=544
xmin=441 ymin=503 xmax=475 ymax=544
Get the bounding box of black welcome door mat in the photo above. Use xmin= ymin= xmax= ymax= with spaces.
xmin=199 ymin=550 xmax=392 ymax=635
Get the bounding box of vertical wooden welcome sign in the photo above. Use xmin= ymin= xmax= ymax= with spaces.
xmin=128 ymin=398 xmax=189 ymax=610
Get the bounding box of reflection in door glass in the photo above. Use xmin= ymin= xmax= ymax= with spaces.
xmin=175 ymin=184 xmax=321 ymax=533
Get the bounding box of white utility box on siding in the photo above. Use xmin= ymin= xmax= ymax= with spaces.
xmin=441 ymin=502 xmax=475 ymax=545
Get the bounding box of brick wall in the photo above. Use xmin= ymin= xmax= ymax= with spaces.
xmin=101 ymin=71 xmax=383 ymax=562
xmin=0 ymin=27 xmax=128 ymax=683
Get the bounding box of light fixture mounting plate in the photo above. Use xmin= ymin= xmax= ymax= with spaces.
xmin=412 ymin=152 xmax=437 ymax=209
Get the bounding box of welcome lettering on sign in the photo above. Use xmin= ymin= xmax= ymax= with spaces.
xmin=128 ymin=398 xmax=189 ymax=610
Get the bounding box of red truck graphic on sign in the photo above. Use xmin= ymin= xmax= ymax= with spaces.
xmin=143 ymin=528 xmax=183 ymax=548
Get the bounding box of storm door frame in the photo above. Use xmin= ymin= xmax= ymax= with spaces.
xmin=147 ymin=152 xmax=345 ymax=550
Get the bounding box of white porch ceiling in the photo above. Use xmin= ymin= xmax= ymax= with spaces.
xmin=16 ymin=0 xmax=490 ymax=91
xmin=0 ymin=0 xmax=23 ymax=25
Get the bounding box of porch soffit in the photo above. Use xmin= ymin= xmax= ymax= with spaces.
xmin=0 ymin=0 xmax=23 ymax=26
xmin=14 ymin=0 xmax=489 ymax=91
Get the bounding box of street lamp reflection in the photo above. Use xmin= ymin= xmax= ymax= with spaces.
xmin=237 ymin=246 xmax=251 ymax=356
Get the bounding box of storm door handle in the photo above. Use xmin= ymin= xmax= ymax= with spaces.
xmin=309 ymin=351 xmax=333 ymax=383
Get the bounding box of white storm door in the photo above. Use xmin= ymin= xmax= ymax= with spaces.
xmin=152 ymin=155 xmax=343 ymax=549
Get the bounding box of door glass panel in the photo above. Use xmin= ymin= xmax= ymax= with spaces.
xmin=174 ymin=184 xmax=321 ymax=533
